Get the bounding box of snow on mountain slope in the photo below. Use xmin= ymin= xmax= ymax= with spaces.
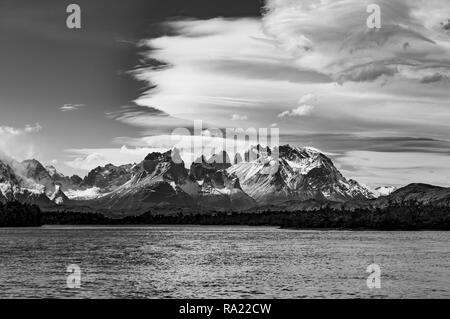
xmin=15 ymin=159 xmax=56 ymax=195
xmin=0 ymin=159 xmax=60 ymax=207
xmin=0 ymin=144 xmax=396 ymax=213
xmin=49 ymin=184 xmax=70 ymax=205
xmin=0 ymin=181 xmax=54 ymax=207
xmin=92 ymin=145 xmax=373 ymax=214
xmin=91 ymin=150 xmax=198 ymax=214
xmin=228 ymin=145 xmax=375 ymax=204
xmin=81 ymin=163 xmax=137 ymax=191
xmin=373 ymin=186 xmax=396 ymax=197
xmin=65 ymin=187 xmax=103 ymax=200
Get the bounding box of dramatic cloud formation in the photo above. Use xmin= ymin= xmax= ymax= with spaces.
xmin=262 ymin=0 xmax=450 ymax=84
xmin=131 ymin=17 xmax=327 ymax=130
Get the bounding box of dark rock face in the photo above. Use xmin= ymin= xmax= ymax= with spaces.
xmin=189 ymin=155 xmax=256 ymax=211
xmin=207 ymin=151 xmax=232 ymax=170
xmin=142 ymin=150 xmax=189 ymax=184
xmin=46 ymin=165 xmax=83 ymax=192
xmin=14 ymin=189 xmax=55 ymax=207
xmin=70 ymin=175 xmax=83 ymax=185
xmin=49 ymin=185 xmax=70 ymax=205
xmin=189 ymin=156 xmax=216 ymax=181
xmin=81 ymin=163 xmax=136 ymax=191
xmin=0 ymin=161 xmax=19 ymax=185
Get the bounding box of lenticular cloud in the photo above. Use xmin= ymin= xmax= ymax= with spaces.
xmin=262 ymin=0 xmax=450 ymax=84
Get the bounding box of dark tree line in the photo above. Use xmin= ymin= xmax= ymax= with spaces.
xmin=42 ymin=211 xmax=110 ymax=225
xmin=0 ymin=201 xmax=42 ymax=227
xmin=2 ymin=201 xmax=450 ymax=230
xmin=119 ymin=202 xmax=450 ymax=230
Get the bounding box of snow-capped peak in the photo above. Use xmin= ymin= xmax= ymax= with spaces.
xmin=228 ymin=144 xmax=375 ymax=203
xmin=373 ymin=186 xmax=396 ymax=197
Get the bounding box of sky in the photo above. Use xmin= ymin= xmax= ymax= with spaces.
xmin=0 ymin=0 xmax=449 ymax=189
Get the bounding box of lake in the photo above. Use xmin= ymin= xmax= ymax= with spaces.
xmin=0 ymin=226 xmax=449 ymax=298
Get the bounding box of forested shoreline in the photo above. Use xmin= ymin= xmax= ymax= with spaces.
xmin=1 ymin=201 xmax=450 ymax=230
xmin=0 ymin=202 xmax=42 ymax=227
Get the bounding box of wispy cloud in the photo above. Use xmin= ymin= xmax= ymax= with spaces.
xmin=231 ymin=114 xmax=248 ymax=121
xmin=64 ymin=146 xmax=166 ymax=171
xmin=336 ymin=151 xmax=450 ymax=187
xmin=60 ymin=104 xmax=85 ymax=112
xmin=0 ymin=123 xmax=42 ymax=136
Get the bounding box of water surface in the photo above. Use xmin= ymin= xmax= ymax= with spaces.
xmin=0 ymin=226 xmax=448 ymax=298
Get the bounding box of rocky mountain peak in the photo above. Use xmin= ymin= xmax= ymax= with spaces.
xmin=49 ymin=184 xmax=70 ymax=205
xmin=20 ymin=159 xmax=48 ymax=176
xmin=207 ymin=150 xmax=232 ymax=170
xmin=0 ymin=160 xmax=19 ymax=185
xmin=228 ymin=144 xmax=375 ymax=203
xmin=142 ymin=149 xmax=188 ymax=184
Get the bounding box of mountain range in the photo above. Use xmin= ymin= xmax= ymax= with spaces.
xmin=1 ymin=145 xmax=449 ymax=216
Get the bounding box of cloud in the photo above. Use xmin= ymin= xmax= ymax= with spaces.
xmin=106 ymin=104 xmax=168 ymax=120
xmin=106 ymin=104 xmax=202 ymax=135
xmin=442 ymin=20 xmax=450 ymax=31
xmin=278 ymin=104 xmax=314 ymax=117
xmin=231 ymin=114 xmax=248 ymax=121
xmin=298 ymin=93 xmax=316 ymax=105
xmin=64 ymin=153 xmax=106 ymax=170
xmin=132 ymin=17 xmax=330 ymax=130
xmin=126 ymin=13 xmax=450 ymax=188
xmin=60 ymin=104 xmax=84 ymax=112
xmin=420 ymin=73 xmax=446 ymax=84
xmin=336 ymin=151 xmax=450 ymax=187
xmin=64 ymin=146 xmax=167 ymax=171
xmin=0 ymin=123 xmax=42 ymax=160
xmin=278 ymin=93 xmax=316 ymax=117
xmin=0 ymin=123 xmax=42 ymax=136
xmin=110 ymin=128 xmax=280 ymax=168
xmin=24 ymin=123 xmax=42 ymax=133
xmin=262 ymin=0 xmax=450 ymax=84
